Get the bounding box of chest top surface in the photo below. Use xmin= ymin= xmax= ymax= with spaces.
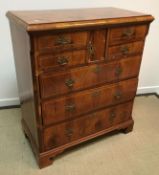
xmin=6 ymin=7 xmax=154 ymax=32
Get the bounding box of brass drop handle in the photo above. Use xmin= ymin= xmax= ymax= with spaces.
xmin=55 ymin=35 xmax=72 ymax=45
xmin=120 ymin=46 xmax=129 ymax=55
xmin=65 ymin=104 xmax=76 ymax=112
xmin=57 ymin=56 xmax=68 ymax=66
xmin=65 ymin=79 xmax=75 ymax=88
xmin=66 ymin=128 xmax=73 ymax=137
xmin=114 ymin=91 xmax=122 ymax=100
xmin=115 ymin=66 xmax=122 ymax=76
xmin=122 ymin=29 xmax=135 ymax=38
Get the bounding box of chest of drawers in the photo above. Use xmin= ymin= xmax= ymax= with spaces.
xmin=7 ymin=7 xmax=154 ymax=168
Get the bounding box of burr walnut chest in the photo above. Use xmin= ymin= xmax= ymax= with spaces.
xmin=7 ymin=7 xmax=154 ymax=168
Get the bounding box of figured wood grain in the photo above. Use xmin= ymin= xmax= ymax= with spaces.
xmin=38 ymin=49 xmax=87 ymax=71
xmin=6 ymin=7 xmax=154 ymax=31
xmin=40 ymin=56 xmax=141 ymax=98
xmin=88 ymin=29 xmax=107 ymax=62
xmin=7 ymin=7 xmax=154 ymax=168
xmin=109 ymin=24 xmax=148 ymax=45
xmin=36 ymin=31 xmax=88 ymax=51
xmin=43 ymin=101 xmax=133 ymax=150
xmin=9 ymin=22 xmax=40 ymax=148
xmin=42 ymin=78 xmax=137 ymax=125
xmin=107 ymin=41 xmax=144 ymax=61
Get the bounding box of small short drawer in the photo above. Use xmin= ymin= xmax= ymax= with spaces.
xmin=107 ymin=41 xmax=144 ymax=61
xmin=42 ymin=78 xmax=137 ymax=125
xmin=36 ymin=31 xmax=89 ymax=51
xmin=109 ymin=25 xmax=148 ymax=46
xmin=39 ymin=56 xmax=141 ymax=99
xmin=43 ymin=102 xmax=133 ymax=150
xmin=38 ymin=50 xmax=87 ymax=71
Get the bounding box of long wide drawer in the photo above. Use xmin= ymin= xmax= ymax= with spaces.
xmin=43 ymin=101 xmax=133 ymax=150
xmin=42 ymin=78 xmax=138 ymax=125
xmin=39 ymin=56 xmax=141 ymax=98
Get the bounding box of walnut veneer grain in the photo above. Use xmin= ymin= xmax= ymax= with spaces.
xmin=7 ymin=7 xmax=154 ymax=168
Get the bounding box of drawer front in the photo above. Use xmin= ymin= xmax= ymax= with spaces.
xmin=38 ymin=50 xmax=87 ymax=71
xmin=36 ymin=31 xmax=89 ymax=51
xmin=42 ymin=78 xmax=137 ymax=125
xmin=109 ymin=25 xmax=148 ymax=46
xmin=107 ymin=41 xmax=144 ymax=61
xmin=88 ymin=30 xmax=107 ymax=62
xmin=43 ymin=102 xmax=133 ymax=150
xmin=40 ymin=56 xmax=141 ymax=98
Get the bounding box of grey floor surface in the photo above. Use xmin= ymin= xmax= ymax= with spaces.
xmin=0 ymin=96 xmax=159 ymax=175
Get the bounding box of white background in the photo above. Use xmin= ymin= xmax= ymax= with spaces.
xmin=0 ymin=0 xmax=159 ymax=106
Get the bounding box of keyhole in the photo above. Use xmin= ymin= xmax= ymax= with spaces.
xmin=90 ymin=45 xmax=93 ymax=53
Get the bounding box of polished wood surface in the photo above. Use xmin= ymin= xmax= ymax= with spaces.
xmin=88 ymin=29 xmax=106 ymax=62
xmin=6 ymin=7 xmax=154 ymax=31
xmin=43 ymin=102 xmax=133 ymax=150
xmin=7 ymin=7 xmax=154 ymax=168
xmin=107 ymin=41 xmax=144 ymax=61
xmin=6 ymin=7 xmax=148 ymax=25
xmin=9 ymin=21 xmax=40 ymax=148
xmin=36 ymin=31 xmax=88 ymax=51
xmin=109 ymin=24 xmax=148 ymax=45
xmin=38 ymin=50 xmax=87 ymax=71
xmin=39 ymin=56 xmax=141 ymax=98
xmin=42 ymin=78 xmax=137 ymax=125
